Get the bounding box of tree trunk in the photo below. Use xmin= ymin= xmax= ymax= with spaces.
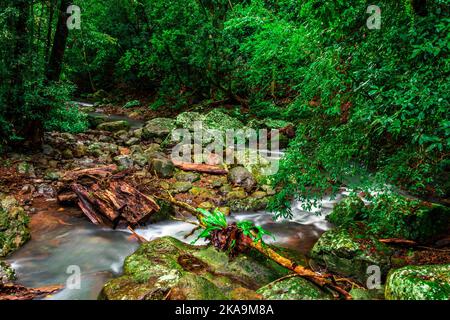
xmin=46 ymin=0 xmax=71 ymax=82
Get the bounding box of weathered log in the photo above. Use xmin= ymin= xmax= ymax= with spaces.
xmin=379 ymin=238 xmax=418 ymax=246
xmin=0 ymin=284 xmax=63 ymax=300
xmin=172 ymin=160 xmax=228 ymax=175
xmin=62 ymin=164 xmax=117 ymax=181
xmin=71 ymin=180 xmax=160 ymax=227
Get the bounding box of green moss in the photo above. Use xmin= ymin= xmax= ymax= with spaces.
xmin=385 ymin=264 xmax=450 ymax=300
xmin=100 ymin=237 xmax=307 ymax=300
xmin=310 ymin=227 xmax=392 ymax=283
xmin=0 ymin=196 xmax=31 ymax=257
xmin=257 ymin=277 xmax=332 ymax=300
xmin=328 ymin=196 xmax=365 ymax=226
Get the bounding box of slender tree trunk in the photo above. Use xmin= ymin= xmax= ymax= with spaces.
xmin=45 ymin=0 xmax=55 ymax=63
xmin=46 ymin=0 xmax=71 ymax=82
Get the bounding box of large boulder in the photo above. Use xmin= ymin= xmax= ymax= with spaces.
xmin=310 ymin=227 xmax=393 ymax=283
xmin=151 ymin=158 xmax=175 ymax=178
xmin=385 ymin=264 xmax=450 ymax=300
xmin=0 ymin=195 xmax=30 ymax=257
xmin=142 ymin=118 xmax=176 ymax=140
xmin=175 ymin=112 xmax=205 ymax=131
xmin=99 ymin=237 xmax=299 ymax=300
xmin=97 ymin=120 xmax=130 ymax=132
xmin=228 ymin=166 xmax=256 ymax=192
xmin=257 ymin=276 xmax=332 ymax=300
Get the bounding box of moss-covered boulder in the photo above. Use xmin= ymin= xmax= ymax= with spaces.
xmin=99 ymin=237 xmax=301 ymax=300
xmin=329 ymin=194 xmax=450 ymax=241
xmin=0 ymin=195 xmax=30 ymax=257
xmin=385 ymin=264 xmax=450 ymax=300
xmin=175 ymin=112 xmax=205 ymax=131
xmin=228 ymin=196 xmax=269 ymax=212
xmin=142 ymin=118 xmax=176 ymax=140
xmin=97 ymin=120 xmax=130 ymax=132
xmin=0 ymin=261 xmax=16 ymax=285
xmin=257 ymin=277 xmax=332 ymax=300
xmin=203 ymin=109 xmax=244 ymax=132
xmin=310 ymin=227 xmax=393 ymax=283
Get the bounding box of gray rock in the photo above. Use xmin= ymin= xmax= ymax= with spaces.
xmin=172 ymin=181 xmax=193 ymax=194
xmin=228 ymin=166 xmax=256 ymax=192
xmin=174 ymin=171 xmax=200 ymax=183
xmin=97 ymin=120 xmax=130 ymax=132
xmin=142 ymin=118 xmax=176 ymax=140
xmin=151 ymin=158 xmax=175 ymax=178
xmin=114 ymin=155 xmax=134 ymax=169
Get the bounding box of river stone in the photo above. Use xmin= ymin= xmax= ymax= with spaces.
xmin=175 ymin=112 xmax=205 ymax=131
xmin=125 ymin=137 xmax=140 ymax=147
xmin=189 ymin=187 xmax=213 ymax=198
xmin=62 ymin=148 xmax=74 ymax=159
xmin=142 ymin=118 xmax=176 ymax=140
xmin=99 ymin=236 xmax=295 ymax=300
xmin=203 ymin=109 xmax=243 ymax=131
xmin=97 ymin=120 xmax=130 ymax=132
xmin=257 ymin=276 xmax=332 ymax=300
xmin=72 ymin=142 xmax=87 ymax=158
xmin=228 ymin=166 xmax=256 ymax=192
xmin=228 ymin=197 xmax=269 ymax=212
xmin=151 ymin=158 xmax=174 ymax=178
xmin=174 ymin=171 xmax=200 ymax=183
xmin=0 ymin=195 xmax=30 ymax=257
xmin=114 ymin=155 xmax=134 ymax=169
xmin=44 ymin=170 xmax=61 ymax=181
xmin=310 ymin=227 xmax=393 ymax=284
xmin=17 ymin=162 xmax=35 ymax=177
xmin=385 ymin=264 xmax=450 ymax=300
xmin=172 ymin=182 xmax=193 ymax=194
xmin=0 ymin=261 xmax=16 ymax=285
xmin=226 ymin=189 xmax=247 ymax=201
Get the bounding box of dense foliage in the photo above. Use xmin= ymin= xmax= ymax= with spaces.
xmin=1 ymin=1 xmax=448 ymax=215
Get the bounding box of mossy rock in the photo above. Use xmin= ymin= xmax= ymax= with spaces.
xmin=203 ymin=109 xmax=244 ymax=132
xmin=228 ymin=197 xmax=269 ymax=212
xmin=175 ymin=112 xmax=205 ymax=131
xmin=123 ymin=100 xmax=140 ymax=109
xmin=146 ymin=199 xmax=175 ymax=224
xmin=0 ymin=195 xmax=31 ymax=257
xmin=97 ymin=120 xmax=130 ymax=132
xmin=310 ymin=227 xmax=393 ymax=283
xmin=257 ymin=277 xmax=332 ymax=300
xmin=0 ymin=261 xmax=16 ymax=285
xmin=327 ymin=196 xmax=365 ymax=226
xmin=142 ymin=118 xmax=176 ymax=140
xmin=385 ymin=264 xmax=450 ymax=300
xmin=100 ymin=237 xmax=300 ymax=300
xmin=349 ymin=287 xmax=385 ymax=300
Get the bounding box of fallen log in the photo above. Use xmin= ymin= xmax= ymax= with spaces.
xmin=0 ymin=284 xmax=63 ymax=300
xmin=71 ymin=181 xmax=160 ymax=227
xmin=162 ymin=194 xmax=353 ymax=300
xmin=172 ymin=160 xmax=228 ymax=175
xmin=62 ymin=164 xmax=117 ymax=181
xmin=379 ymin=238 xmax=418 ymax=246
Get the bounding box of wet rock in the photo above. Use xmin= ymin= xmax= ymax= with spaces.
xmin=228 ymin=197 xmax=269 ymax=212
xmin=44 ymin=170 xmax=61 ymax=181
xmin=97 ymin=120 xmax=130 ymax=132
xmin=226 ymin=189 xmax=247 ymax=200
xmin=114 ymin=155 xmax=134 ymax=169
xmin=385 ymin=264 xmax=450 ymax=300
xmin=151 ymin=158 xmax=174 ymax=178
xmin=147 ymin=199 xmax=175 ymax=224
xmin=72 ymin=142 xmax=87 ymax=158
xmin=126 ymin=137 xmax=140 ymax=147
xmin=0 ymin=195 xmax=30 ymax=257
xmin=175 ymin=112 xmax=205 ymax=131
xmin=257 ymin=276 xmax=332 ymax=300
xmin=228 ymin=166 xmax=256 ymax=192
xmin=0 ymin=261 xmax=16 ymax=285
xmin=36 ymin=184 xmax=56 ymax=198
xmin=310 ymin=227 xmax=393 ymax=283
xmin=88 ymin=113 xmax=109 ymax=128
xmin=142 ymin=118 xmax=176 ymax=140
xmin=131 ymin=152 xmax=147 ymax=167
xmin=174 ymin=171 xmax=200 ymax=183
xmin=189 ymin=187 xmax=213 ymax=198
xmin=62 ymin=148 xmax=74 ymax=159
xmin=99 ymin=237 xmax=293 ymax=300
xmin=172 ymin=182 xmax=193 ymax=194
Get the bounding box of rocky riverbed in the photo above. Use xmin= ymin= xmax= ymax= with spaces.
xmin=0 ymin=102 xmax=449 ymax=300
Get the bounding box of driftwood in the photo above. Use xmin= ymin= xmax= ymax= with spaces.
xmin=162 ymin=194 xmax=354 ymax=300
xmin=59 ymin=166 xmax=160 ymax=227
xmin=0 ymin=284 xmax=63 ymax=300
xmin=172 ymin=160 xmax=228 ymax=175
xmin=379 ymin=238 xmax=418 ymax=246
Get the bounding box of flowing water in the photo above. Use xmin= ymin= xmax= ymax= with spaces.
xmin=5 ymin=196 xmax=339 ymax=300
xmin=4 ymin=103 xmax=338 ymax=299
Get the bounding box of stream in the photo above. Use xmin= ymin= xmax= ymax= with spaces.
xmin=5 ymin=103 xmax=340 ymax=300
xmin=5 ymin=197 xmax=340 ymax=300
